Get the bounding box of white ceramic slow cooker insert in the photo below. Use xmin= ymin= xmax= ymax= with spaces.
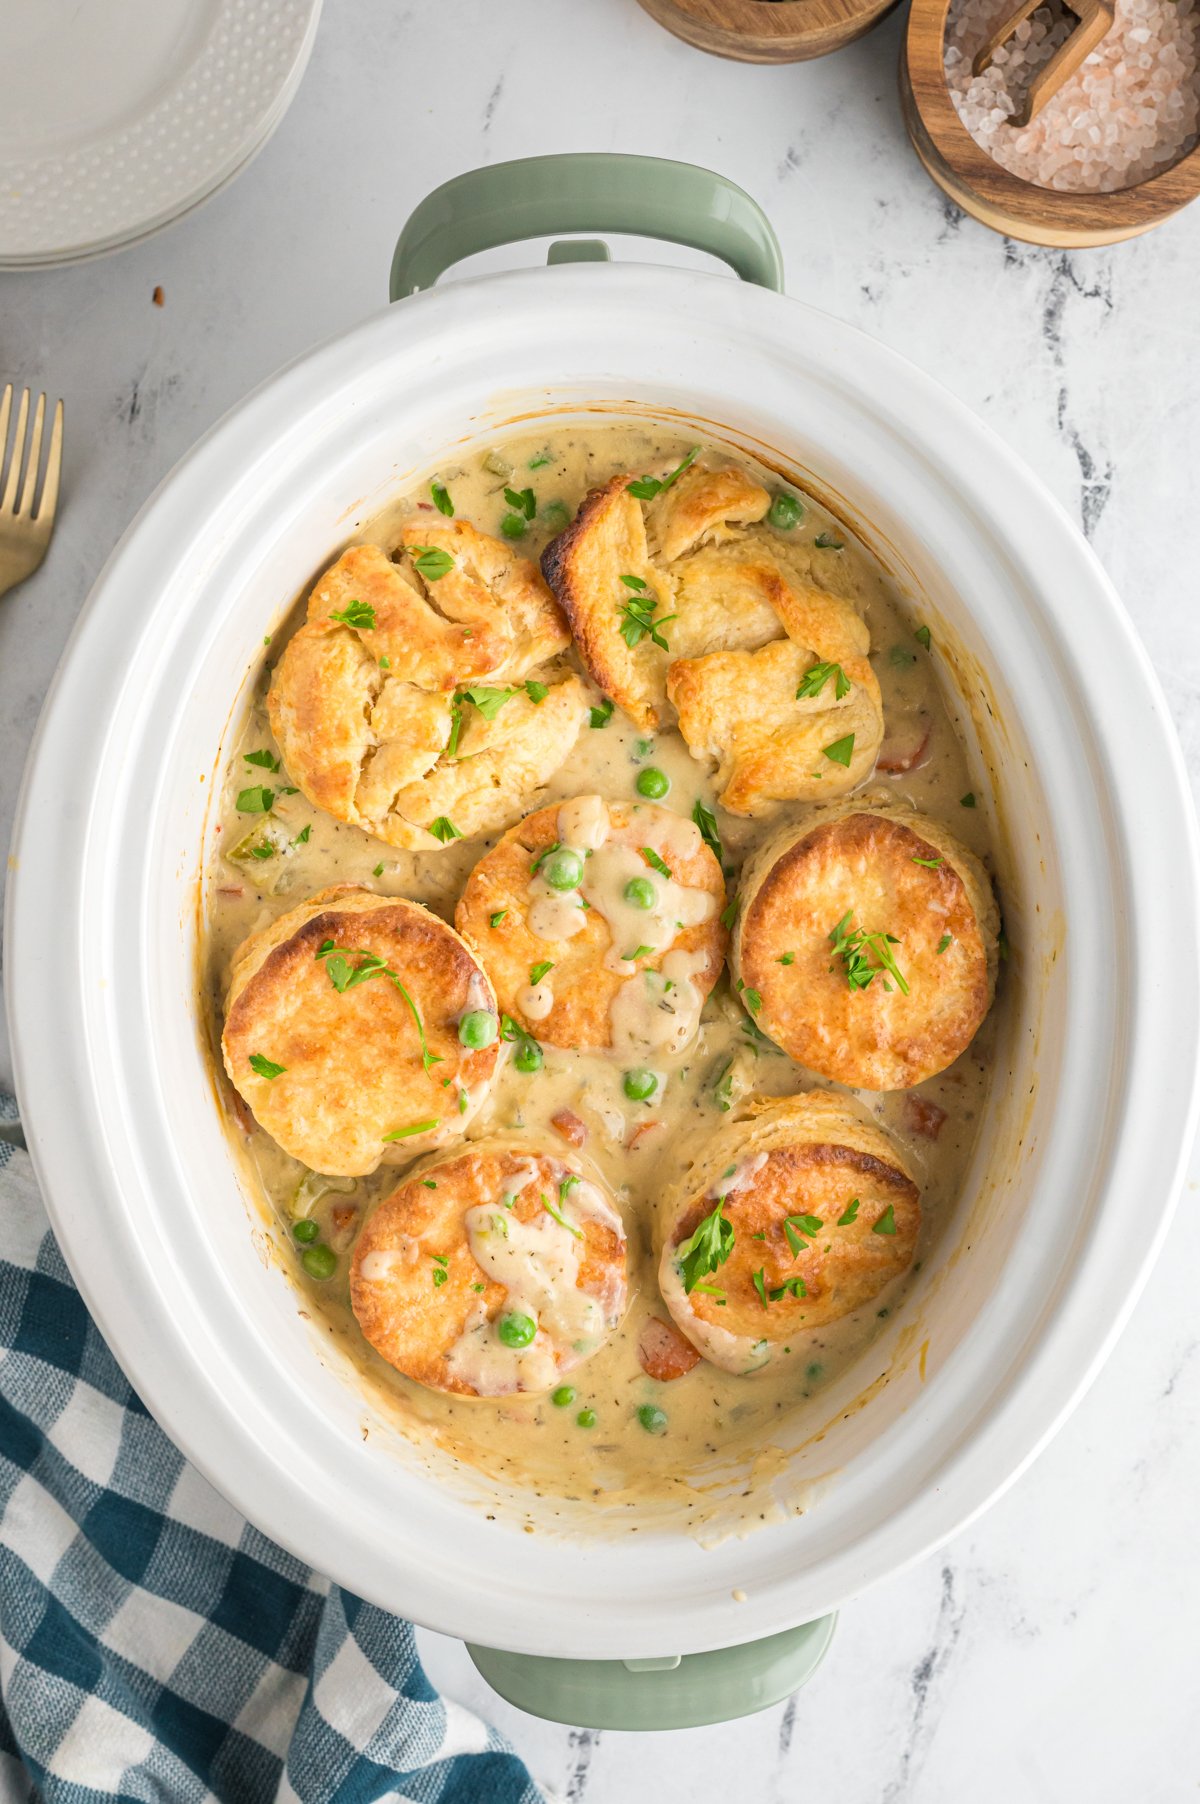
xmin=8 ymin=158 xmax=1198 ymax=1670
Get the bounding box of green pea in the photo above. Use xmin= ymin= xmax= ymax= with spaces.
xmin=500 ymin=513 xmax=526 ymax=540
xmin=637 ymin=1404 xmax=668 ymax=1435
xmin=542 ymin=848 xmax=584 ymax=891
xmin=498 ymin=1312 xmax=537 ymax=1348
xmin=635 ymin=766 xmax=669 ymax=799
xmin=551 ymin=1385 xmax=576 ymax=1407
xmin=623 ymin=1068 xmax=658 ymax=1101
xmin=576 ymin=1407 xmax=597 ymax=1428
xmin=458 ymin=1009 xmax=498 ymax=1050
xmin=514 ymin=1037 xmax=543 ymax=1074
xmin=768 ymin=492 xmax=803 ymax=531
xmin=292 ymin=1219 xmax=319 ymax=1243
xmin=301 ymin=1243 xmax=337 ymax=1281
xmin=624 ymin=876 xmax=656 ymax=910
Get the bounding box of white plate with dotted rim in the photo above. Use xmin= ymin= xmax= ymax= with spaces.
xmin=0 ymin=0 xmax=322 ymax=269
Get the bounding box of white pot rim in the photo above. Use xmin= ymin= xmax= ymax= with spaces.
xmin=7 ymin=264 xmax=1199 ymax=1658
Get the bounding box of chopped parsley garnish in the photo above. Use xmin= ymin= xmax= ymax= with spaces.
xmin=529 ymin=960 xmax=554 ymax=985
xmin=541 ymin=1190 xmax=583 ymax=1239
xmin=236 ymin=786 xmax=273 ymax=814
xmin=315 ymin=942 xmax=442 ymax=1070
xmin=889 ymin=644 xmax=916 ymax=668
xmin=244 ymin=748 xmax=280 ymax=771
xmin=490 ymin=909 xmax=508 ymax=928
xmin=451 ymin=685 xmax=515 ymax=756
xmin=822 ymin=733 xmax=856 ymax=768
xmin=769 ymin=1276 xmax=808 ymax=1302
xmin=740 ymin=986 xmax=762 ymax=1016
xmin=778 ymin=952 xmax=795 ymax=965
xmin=431 ymin=1252 xmax=449 ymax=1286
xmin=423 ymin=1179 xmax=438 ymax=1189
xmin=380 ymin=656 xmax=390 ymax=669
xmin=719 ymin=893 xmax=739 ymax=931
xmin=330 ymin=599 xmax=376 ymax=630
xmin=937 ymin=933 xmax=952 ymax=954
xmin=529 ymin=841 xmax=562 ymax=875
xmin=692 ymin=798 xmax=722 ymax=864
xmin=814 ymin=532 xmax=844 ymax=550
xmin=589 ymin=698 xmax=614 ymax=729
xmin=960 ymin=792 xmax=976 ymax=808
xmin=626 ymin=445 xmax=699 ymax=501
xmin=294 ymin=825 xmax=311 ymax=845
xmin=617 ymin=579 xmax=677 ymax=652
xmin=828 ymin=912 xmax=910 ymax=996
xmin=457 ymin=1087 xmax=468 ymax=1115
xmin=410 ymin=545 xmax=454 ymax=582
xmin=382 ymin=1118 xmax=440 ymax=1141
xmin=528 ymin=451 xmax=553 ymax=469
xmin=431 ymin=480 xmax=454 ymax=517
xmin=752 ymin=1268 xmax=769 ymax=1309
xmin=837 ymin=1197 xmax=860 ymax=1226
xmin=248 ymin=1053 xmax=286 ymax=1079
xmin=911 ymin=855 xmax=943 ymax=868
xmin=428 ymin=816 xmax=461 ymax=842
xmin=796 ymin=661 xmax=851 ymax=702
xmin=503 ymin=485 xmax=537 ymax=521
xmin=623 ymin=944 xmax=654 ymax=961
xmin=677 ymin=1198 xmax=734 ymax=1294
xmin=524 ymin=679 xmax=549 ymax=703
xmin=641 ymin=846 xmax=672 ymax=878
xmin=872 ymin=1205 xmax=897 ymax=1236
xmin=784 ymin=1214 xmax=823 ymax=1256
xmin=713 ymin=1058 xmax=735 ymax=1112
xmin=914 ymin=625 xmax=932 ymax=649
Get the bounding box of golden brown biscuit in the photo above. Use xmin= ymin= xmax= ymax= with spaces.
xmin=541 ymin=460 xmax=883 ymax=809
xmin=455 ymin=795 xmax=727 ymax=1058
xmin=658 ymin=1091 xmax=919 ymax=1374
xmin=222 ymin=886 xmax=502 ymax=1176
xmin=732 ymin=806 xmax=999 ymax=1090
xmin=267 ymin=529 xmax=586 ymax=850
xmin=350 ymin=1136 xmax=627 ymax=1397
xmin=667 ymin=578 xmax=882 ymax=814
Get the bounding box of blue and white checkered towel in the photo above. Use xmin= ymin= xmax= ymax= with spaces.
xmin=0 ymin=1098 xmax=545 ymax=1804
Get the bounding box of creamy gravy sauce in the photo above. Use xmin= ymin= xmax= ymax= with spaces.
xmin=200 ymin=420 xmax=1003 ymax=1530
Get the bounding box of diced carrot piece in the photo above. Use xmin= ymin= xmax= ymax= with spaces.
xmin=877 ymin=716 xmax=931 ymax=774
xmin=550 ymin=1108 xmax=588 ymax=1147
xmin=638 ymin=1315 xmax=700 ymax=1381
xmin=904 ymin=1095 xmax=947 ymax=1140
xmin=626 ymin=1120 xmax=662 ymax=1152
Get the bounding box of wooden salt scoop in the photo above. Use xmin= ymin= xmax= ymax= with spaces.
xmin=971 ymin=0 xmax=1115 ymax=125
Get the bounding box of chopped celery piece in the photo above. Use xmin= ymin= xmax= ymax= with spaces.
xmin=483 ymin=450 xmax=513 ymax=478
xmin=293 ymin=1170 xmax=356 ymax=1221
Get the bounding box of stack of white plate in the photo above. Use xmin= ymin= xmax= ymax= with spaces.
xmin=0 ymin=0 xmax=322 ymax=269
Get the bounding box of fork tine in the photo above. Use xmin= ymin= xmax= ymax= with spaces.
xmin=18 ymin=393 xmax=45 ymax=519
xmin=1 ymin=388 xmax=29 ymax=514
xmin=36 ymin=400 xmax=64 ymax=527
xmin=0 ymin=387 xmax=11 ymax=481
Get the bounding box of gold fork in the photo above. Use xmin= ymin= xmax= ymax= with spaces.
xmin=0 ymin=385 xmax=64 ymax=600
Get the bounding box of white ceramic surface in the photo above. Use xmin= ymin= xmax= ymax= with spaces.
xmin=0 ymin=0 xmax=322 ymax=267
xmin=6 ymin=253 xmax=1199 ymax=1663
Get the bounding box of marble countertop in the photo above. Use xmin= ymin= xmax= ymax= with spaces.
xmin=2 ymin=2 xmax=1198 ymax=1797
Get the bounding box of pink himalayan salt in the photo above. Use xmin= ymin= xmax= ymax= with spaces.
xmin=944 ymin=0 xmax=1198 ymax=191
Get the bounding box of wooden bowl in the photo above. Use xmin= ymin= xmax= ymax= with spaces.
xmin=901 ymin=0 xmax=1200 ymax=245
xmin=637 ymin=0 xmax=901 ymax=62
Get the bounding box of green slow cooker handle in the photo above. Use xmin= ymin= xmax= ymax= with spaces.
xmin=389 ymin=153 xmax=784 ymax=299
xmin=466 ymin=1613 xmax=836 ymax=1731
